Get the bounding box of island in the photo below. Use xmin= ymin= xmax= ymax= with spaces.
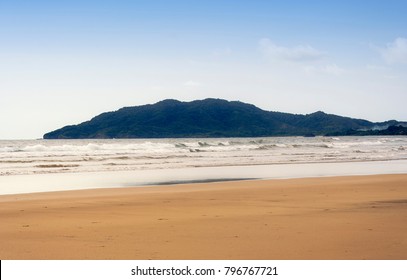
xmin=43 ymin=98 xmax=407 ymax=139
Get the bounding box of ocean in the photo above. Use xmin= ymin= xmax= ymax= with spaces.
xmin=1 ymin=136 xmax=407 ymax=195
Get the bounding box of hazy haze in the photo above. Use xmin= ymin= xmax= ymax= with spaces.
xmin=1 ymin=0 xmax=406 ymax=139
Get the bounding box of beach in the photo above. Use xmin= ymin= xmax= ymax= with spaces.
xmin=1 ymin=174 xmax=406 ymax=260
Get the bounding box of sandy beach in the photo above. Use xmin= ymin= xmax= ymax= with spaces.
xmin=0 ymin=174 xmax=406 ymax=260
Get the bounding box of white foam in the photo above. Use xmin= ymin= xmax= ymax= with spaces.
xmin=1 ymin=136 xmax=407 ymax=176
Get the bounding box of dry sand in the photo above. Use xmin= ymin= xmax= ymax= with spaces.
xmin=0 ymin=174 xmax=406 ymax=260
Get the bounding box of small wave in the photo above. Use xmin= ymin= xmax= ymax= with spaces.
xmin=360 ymin=141 xmax=384 ymax=146
xmin=249 ymin=139 xmax=264 ymax=144
xmin=0 ymin=147 xmax=19 ymax=153
xmin=229 ymin=141 xmax=244 ymax=145
xmin=378 ymin=137 xmax=407 ymax=143
xmin=104 ymin=163 xmax=129 ymax=166
xmin=35 ymin=164 xmax=80 ymax=168
xmin=255 ymin=144 xmax=278 ymax=150
xmin=0 ymin=160 xmax=35 ymax=163
xmin=189 ymin=148 xmax=205 ymax=153
xmin=111 ymin=156 xmax=131 ymax=160
xmin=293 ymin=143 xmax=333 ymax=148
xmin=6 ymin=142 xmax=177 ymax=154
xmin=22 ymin=144 xmax=49 ymax=152
xmin=276 ymin=144 xmax=287 ymax=148
xmin=198 ymin=141 xmax=210 ymax=147
xmin=175 ymin=143 xmax=187 ymax=148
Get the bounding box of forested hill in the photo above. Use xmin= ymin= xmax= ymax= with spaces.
xmin=43 ymin=99 xmax=407 ymax=139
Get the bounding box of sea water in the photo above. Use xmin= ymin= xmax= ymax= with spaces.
xmin=1 ymin=136 xmax=407 ymax=195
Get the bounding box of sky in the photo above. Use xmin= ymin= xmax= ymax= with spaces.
xmin=1 ymin=0 xmax=407 ymax=139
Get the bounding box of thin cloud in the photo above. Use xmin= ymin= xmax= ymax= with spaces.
xmin=183 ymin=80 xmax=202 ymax=87
xmin=303 ymin=64 xmax=345 ymax=76
xmin=378 ymin=37 xmax=407 ymax=64
xmin=211 ymin=48 xmax=232 ymax=58
xmin=366 ymin=64 xmax=389 ymax=71
xmin=322 ymin=64 xmax=345 ymax=75
xmin=259 ymin=38 xmax=325 ymax=62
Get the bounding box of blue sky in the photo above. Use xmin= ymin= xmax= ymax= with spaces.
xmin=1 ymin=0 xmax=407 ymax=139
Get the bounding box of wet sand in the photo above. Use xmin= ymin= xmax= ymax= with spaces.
xmin=0 ymin=174 xmax=406 ymax=259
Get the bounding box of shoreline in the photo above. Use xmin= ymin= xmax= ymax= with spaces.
xmin=1 ymin=159 xmax=407 ymax=196
xmin=1 ymin=174 xmax=407 ymax=259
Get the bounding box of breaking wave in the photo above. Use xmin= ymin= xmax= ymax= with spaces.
xmin=1 ymin=136 xmax=406 ymax=176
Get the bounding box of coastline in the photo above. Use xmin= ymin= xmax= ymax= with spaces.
xmin=1 ymin=173 xmax=406 ymax=259
xmin=1 ymin=159 xmax=407 ymax=195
